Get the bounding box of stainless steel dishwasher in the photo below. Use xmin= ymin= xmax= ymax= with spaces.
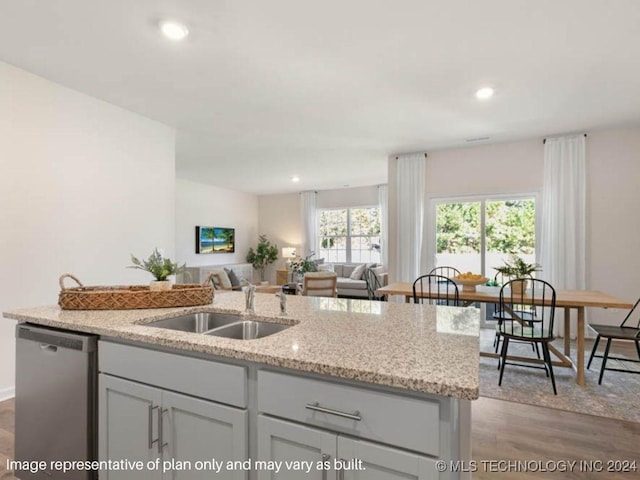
xmin=15 ymin=323 xmax=98 ymax=480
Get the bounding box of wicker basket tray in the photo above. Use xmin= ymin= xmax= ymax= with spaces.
xmin=58 ymin=273 xmax=215 ymax=310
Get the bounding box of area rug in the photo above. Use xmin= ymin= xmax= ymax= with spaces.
xmin=478 ymin=329 xmax=640 ymax=423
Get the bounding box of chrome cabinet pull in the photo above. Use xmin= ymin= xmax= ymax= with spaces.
xmin=148 ymin=405 xmax=159 ymax=449
xmin=305 ymin=402 xmax=361 ymax=421
xmin=321 ymin=454 xmax=330 ymax=480
xmin=158 ymin=408 xmax=169 ymax=453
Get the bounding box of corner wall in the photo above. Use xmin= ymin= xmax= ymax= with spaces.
xmin=0 ymin=62 xmax=176 ymax=397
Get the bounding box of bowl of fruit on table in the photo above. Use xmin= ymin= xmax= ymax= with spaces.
xmin=453 ymin=272 xmax=489 ymax=292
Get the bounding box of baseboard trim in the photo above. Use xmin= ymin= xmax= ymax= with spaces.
xmin=0 ymin=386 xmax=15 ymax=402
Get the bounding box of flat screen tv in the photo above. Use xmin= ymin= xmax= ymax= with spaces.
xmin=195 ymin=226 xmax=235 ymax=254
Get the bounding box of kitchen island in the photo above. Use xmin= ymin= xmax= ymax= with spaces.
xmin=5 ymin=292 xmax=480 ymax=480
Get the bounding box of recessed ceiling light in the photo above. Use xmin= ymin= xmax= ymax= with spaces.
xmin=475 ymin=87 xmax=495 ymax=100
xmin=291 ymin=175 xmax=300 ymax=183
xmin=159 ymin=21 xmax=189 ymax=41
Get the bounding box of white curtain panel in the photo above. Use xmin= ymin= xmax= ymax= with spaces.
xmin=539 ymin=134 xmax=586 ymax=337
xmin=377 ymin=184 xmax=389 ymax=268
xmin=395 ymin=154 xmax=426 ymax=282
xmin=299 ymin=191 xmax=317 ymax=257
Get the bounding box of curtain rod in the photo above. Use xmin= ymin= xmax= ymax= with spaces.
xmin=543 ymin=133 xmax=587 ymax=144
xmin=394 ymin=153 xmax=428 ymax=160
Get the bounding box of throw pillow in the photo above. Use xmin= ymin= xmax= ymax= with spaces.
xmin=225 ymin=268 xmax=241 ymax=288
xmin=317 ymin=264 xmax=335 ymax=273
xmin=342 ymin=265 xmax=357 ymax=277
xmin=212 ymin=269 xmax=232 ymax=290
xmin=350 ymin=264 xmax=366 ymax=280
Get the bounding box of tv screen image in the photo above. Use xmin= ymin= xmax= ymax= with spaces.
xmin=196 ymin=226 xmax=235 ymax=254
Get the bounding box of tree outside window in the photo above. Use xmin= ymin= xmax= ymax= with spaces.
xmin=435 ymin=197 xmax=536 ymax=277
xmin=318 ymin=207 xmax=381 ymax=263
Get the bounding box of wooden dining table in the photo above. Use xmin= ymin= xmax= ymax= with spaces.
xmin=376 ymin=283 xmax=633 ymax=386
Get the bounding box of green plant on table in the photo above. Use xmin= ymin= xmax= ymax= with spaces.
xmin=128 ymin=248 xmax=186 ymax=281
xmin=246 ymin=234 xmax=279 ymax=282
xmin=494 ymin=254 xmax=541 ymax=280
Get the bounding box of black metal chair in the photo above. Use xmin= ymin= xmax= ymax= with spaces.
xmin=497 ymin=278 xmax=558 ymax=394
xmin=429 ymin=266 xmax=462 ymax=280
xmin=587 ymin=298 xmax=640 ymax=385
xmin=492 ymin=273 xmax=539 ymax=357
xmin=363 ymin=267 xmax=387 ymax=302
xmin=412 ymin=274 xmax=459 ymax=306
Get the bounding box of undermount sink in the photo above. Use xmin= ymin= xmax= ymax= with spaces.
xmin=146 ymin=312 xmax=291 ymax=339
xmin=146 ymin=312 xmax=242 ymax=333
xmin=204 ymin=321 xmax=291 ymax=340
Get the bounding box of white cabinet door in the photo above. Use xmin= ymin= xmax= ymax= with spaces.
xmin=257 ymin=415 xmax=337 ymax=480
xmin=99 ymin=374 xmax=163 ymax=480
xmin=161 ymin=390 xmax=248 ymax=480
xmin=338 ymin=436 xmax=439 ymax=480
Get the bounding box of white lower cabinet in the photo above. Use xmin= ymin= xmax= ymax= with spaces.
xmin=100 ymin=374 xmax=248 ymax=480
xmin=257 ymin=415 xmax=438 ymax=480
xmin=337 ymin=436 xmax=438 ymax=480
xmin=99 ymin=375 xmax=162 ymax=480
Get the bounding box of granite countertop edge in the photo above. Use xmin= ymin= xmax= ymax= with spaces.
xmin=3 ymin=294 xmax=480 ymax=401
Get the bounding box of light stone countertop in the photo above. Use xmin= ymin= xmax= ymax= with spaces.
xmin=3 ymin=292 xmax=480 ymax=400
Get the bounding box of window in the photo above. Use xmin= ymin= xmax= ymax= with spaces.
xmin=318 ymin=207 xmax=381 ymax=263
xmin=432 ymin=195 xmax=537 ymax=279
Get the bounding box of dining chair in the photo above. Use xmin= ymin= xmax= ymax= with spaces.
xmin=429 ymin=266 xmax=462 ymax=280
xmin=412 ymin=274 xmax=459 ymax=306
xmin=302 ymin=272 xmax=338 ymax=297
xmin=491 ymin=273 xmax=538 ymax=356
xmin=587 ymin=297 xmax=640 ymax=385
xmin=497 ymin=278 xmax=558 ymax=394
xmin=363 ymin=267 xmax=387 ymax=301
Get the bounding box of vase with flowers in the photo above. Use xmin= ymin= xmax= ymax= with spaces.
xmin=289 ymin=252 xmax=316 ymax=283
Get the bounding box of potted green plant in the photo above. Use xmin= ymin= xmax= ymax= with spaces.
xmin=246 ymin=234 xmax=279 ymax=284
xmin=128 ymin=248 xmax=186 ymax=291
xmin=494 ymin=254 xmax=541 ymax=293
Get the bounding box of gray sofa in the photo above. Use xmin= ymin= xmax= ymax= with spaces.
xmin=329 ymin=264 xmax=387 ymax=298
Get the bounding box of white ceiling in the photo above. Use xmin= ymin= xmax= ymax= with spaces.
xmin=2 ymin=0 xmax=640 ymax=194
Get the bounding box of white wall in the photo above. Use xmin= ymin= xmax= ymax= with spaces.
xmin=388 ymin=129 xmax=640 ymax=325
xmin=316 ymin=185 xmax=379 ymax=209
xmin=587 ymin=126 xmax=640 ymax=325
xmin=257 ymin=193 xmax=301 ymax=284
xmin=175 ymin=178 xmax=258 ymax=269
xmin=0 ymin=62 xmax=176 ymax=397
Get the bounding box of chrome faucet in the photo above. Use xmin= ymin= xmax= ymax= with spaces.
xmin=276 ymin=291 xmax=287 ymax=316
xmin=244 ymin=284 xmax=256 ymax=314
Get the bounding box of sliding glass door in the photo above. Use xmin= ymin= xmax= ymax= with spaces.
xmin=432 ymin=195 xmax=537 ymax=279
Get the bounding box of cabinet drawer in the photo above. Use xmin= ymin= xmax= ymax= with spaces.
xmin=257 ymin=370 xmax=440 ymax=457
xmin=99 ymin=341 xmax=247 ymax=407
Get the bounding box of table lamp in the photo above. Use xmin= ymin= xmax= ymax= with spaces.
xmin=282 ymin=247 xmax=296 ymax=268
